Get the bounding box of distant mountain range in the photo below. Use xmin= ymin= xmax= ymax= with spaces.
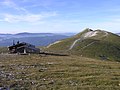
xmin=0 ymin=32 xmax=75 ymax=46
xmin=47 ymin=29 xmax=120 ymax=61
xmin=117 ymin=33 xmax=120 ymax=36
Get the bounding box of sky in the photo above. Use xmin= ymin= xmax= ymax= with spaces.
xmin=0 ymin=0 xmax=120 ymax=33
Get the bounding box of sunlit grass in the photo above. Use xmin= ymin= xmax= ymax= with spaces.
xmin=0 ymin=54 xmax=120 ymax=90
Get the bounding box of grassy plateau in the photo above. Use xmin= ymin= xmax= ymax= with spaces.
xmin=0 ymin=53 xmax=120 ymax=90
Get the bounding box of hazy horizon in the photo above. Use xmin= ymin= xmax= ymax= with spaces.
xmin=0 ymin=31 xmax=77 ymax=34
xmin=0 ymin=28 xmax=120 ymax=34
xmin=0 ymin=0 xmax=120 ymax=33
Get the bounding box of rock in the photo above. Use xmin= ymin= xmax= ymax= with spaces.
xmin=48 ymin=80 xmax=54 ymax=85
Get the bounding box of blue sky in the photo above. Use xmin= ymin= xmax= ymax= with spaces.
xmin=0 ymin=0 xmax=120 ymax=33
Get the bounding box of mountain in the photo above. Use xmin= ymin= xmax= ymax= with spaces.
xmin=15 ymin=32 xmax=55 ymax=36
xmin=0 ymin=33 xmax=75 ymax=46
xmin=117 ymin=33 xmax=120 ymax=36
xmin=47 ymin=28 xmax=120 ymax=61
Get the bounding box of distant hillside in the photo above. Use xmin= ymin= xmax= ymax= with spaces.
xmin=47 ymin=28 xmax=120 ymax=61
xmin=0 ymin=33 xmax=75 ymax=46
xmin=117 ymin=33 xmax=120 ymax=36
xmin=15 ymin=32 xmax=55 ymax=36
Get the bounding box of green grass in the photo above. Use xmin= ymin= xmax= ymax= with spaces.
xmin=0 ymin=54 xmax=120 ymax=90
xmin=70 ymin=39 xmax=120 ymax=61
xmin=46 ymin=29 xmax=120 ymax=61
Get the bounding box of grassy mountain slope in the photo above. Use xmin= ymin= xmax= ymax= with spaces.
xmin=47 ymin=28 xmax=120 ymax=61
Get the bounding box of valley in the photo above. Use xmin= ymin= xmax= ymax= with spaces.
xmin=0 ymin=33 xmax=75 ymax=46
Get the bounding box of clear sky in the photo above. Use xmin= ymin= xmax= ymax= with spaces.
xmin=0 ymin=0 xmax=120 ymax=33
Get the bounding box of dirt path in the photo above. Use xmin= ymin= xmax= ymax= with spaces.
xmin=69 ymin=38 xmax=83 ymax=50
xmin=81 ymin=42 xmax=95 ymax=50
xmin=69 ymin=31 xmax=97 ymax=50
xmin=69 ymin=31 xmax=109 ymax=50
